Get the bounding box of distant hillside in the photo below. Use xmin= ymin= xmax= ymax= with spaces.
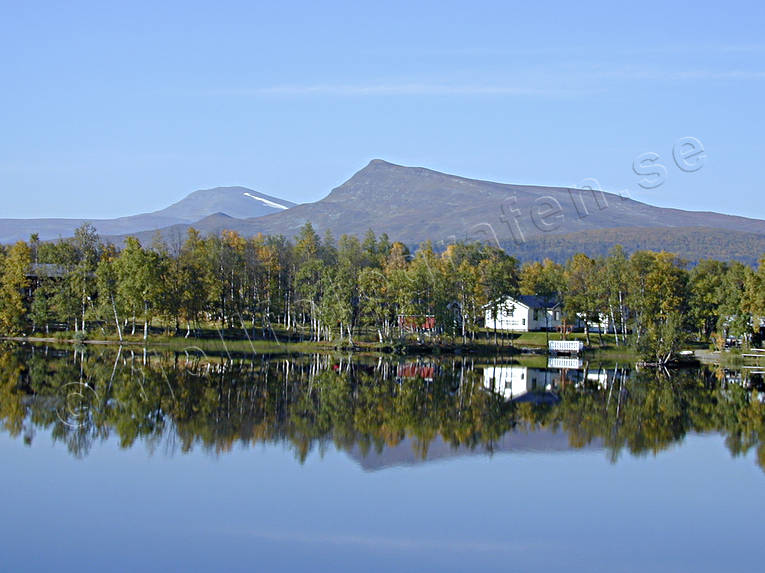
xmin=0 ymin=186 xmax=296 ymax=243
xmin=503 ymin=226 xmax=765 ymax=265
xmin=110 ymin=159 xmax=765 ymax=263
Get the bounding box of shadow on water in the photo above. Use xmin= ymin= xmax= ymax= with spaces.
xmin=1 ymin=343 xmax=764 ymax=472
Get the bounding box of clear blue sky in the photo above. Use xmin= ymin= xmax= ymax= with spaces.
xmin=2 ymin=0 xmax=763 ymax=219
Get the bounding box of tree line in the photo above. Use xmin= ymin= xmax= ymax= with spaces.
xmin=0 ymin=223 xmax=764 ymax=361
xmin=504 ymin=226 xmax=765 ymax=267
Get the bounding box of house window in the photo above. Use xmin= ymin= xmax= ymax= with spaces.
xmin=522 ymin=318 xmax=526 ymax=326
xmin=533 ymin=309 xmax=539 ymax=321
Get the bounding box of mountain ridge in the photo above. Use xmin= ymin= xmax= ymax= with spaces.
xmin=4 ymin=159 xmax=765 ymax=264
xmin=0 ymin=186 xmax=296 ymax=243
xmin=188 ymin=159 xmax=765 ymax=242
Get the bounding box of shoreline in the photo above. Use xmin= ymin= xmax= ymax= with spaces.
xmin=1 ymin=334 xmax=644 ymax=362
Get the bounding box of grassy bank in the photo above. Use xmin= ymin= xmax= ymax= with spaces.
xmin=2 ymin=328 xmax=645 ymax=362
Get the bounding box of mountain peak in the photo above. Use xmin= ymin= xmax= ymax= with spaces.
xmin=356 ymin=159 xmax=487 ymax=185
xmin=366 ymin=158 xmax=401 ymax=168
xmin=364 ymin=158 xmax=433 ymax=173
xmin=155 ymin=187 xmax=296 ymax=222
xmin=326 ymin=159 xmax=497 ymax=205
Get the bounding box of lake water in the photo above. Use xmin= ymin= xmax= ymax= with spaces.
xmin=1 ymin=345 xmax=764 ymax=572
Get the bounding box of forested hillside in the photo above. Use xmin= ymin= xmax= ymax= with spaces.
xmin=504 ymin=226 xmax=765 ymax=265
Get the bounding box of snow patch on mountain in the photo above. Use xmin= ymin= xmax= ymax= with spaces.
xmin=243 ymin=192 xmax=289 ymax=210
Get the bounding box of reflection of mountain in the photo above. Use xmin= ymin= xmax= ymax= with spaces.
xmin=346 ymin=429 xmax=603 ymax=472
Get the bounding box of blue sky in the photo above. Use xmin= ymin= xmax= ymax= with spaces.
xmin=1 ymin=0 xmax=764 ymax=220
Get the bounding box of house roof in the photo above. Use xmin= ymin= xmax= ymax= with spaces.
xmin=26 ymin=263 xmax=68 ymax=278
xmin=516 ymin=295 xmax=561 ymax=310
xmin=483 ymin=294 xmax=561 ymax=311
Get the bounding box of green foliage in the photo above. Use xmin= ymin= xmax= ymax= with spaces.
xmin=0 ymin=242 xmax=31 ymax=335
xmin=689 ymin=259 xmax=728 ymax=339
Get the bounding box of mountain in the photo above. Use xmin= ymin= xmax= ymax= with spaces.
xmin=151 ymin=186 xmax=294 ymax=222
xmin=6 ymin=159 xmax=765 ymax=263
xmin=116 ymin=159 xmax=765 ymax=263
xmin=243 ymin=159 xmax=765 ymax=241
xmin=0 ymin=186 xmax=295 ymax=243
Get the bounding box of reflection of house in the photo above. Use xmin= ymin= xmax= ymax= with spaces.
xmin=482 ymin=365 xmax=556 ymax=400
xmin=484 ymin=295 xmax=562 ymax=332
xmin=723 ymin=369 xmax=744 ymax=386
xmin=396 ymin=362 xmax=437 ymax=382
xmin=484 ymin=363 xmax=626 ymax=400
xmin=584 ymin=367 xmax=609 ymax=388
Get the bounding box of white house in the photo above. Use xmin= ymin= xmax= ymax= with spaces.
xmin=575 ymin=312 xmax=616 ymax=333
xmin=484 ymin=295 xmax=563 ymax=332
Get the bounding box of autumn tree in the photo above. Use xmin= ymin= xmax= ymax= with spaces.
xmin=480 ymin=247 xmax=519 ymax=345
xmin=520 ymin=258 xmax=565 ymax=342
xmin=688 ymin=259 xmax=728 ymax=340
xmin=96 ymin=245 xmax=124 ymax=341
xmin=601 ymin=245 xmax=631 ymax=345
xmin=631 ymin=251 xmax=690 ymax=364
xmin=0 ymin=242 xmax=31 ymax=335
xmin=177 ymin=229 xmax=213 ymax=336
xmin=565 ymin=253 xmax=599 ymax=345
xmin=743 ymin=257 xmax=765 ymax=342
xmin=718 ymin=261 xmax=752 ymax=342
xmin=115 ymin=237 xmax=164 ymax=340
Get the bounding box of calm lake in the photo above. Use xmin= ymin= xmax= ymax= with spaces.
xmin=1 ymin=344 xmax=764 ymax=572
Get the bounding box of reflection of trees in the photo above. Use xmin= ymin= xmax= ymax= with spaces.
xmin=1 ymin=346 xmax=765 ymax=472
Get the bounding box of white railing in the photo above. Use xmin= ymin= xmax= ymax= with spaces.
xmin=548 ymin=340 xmax=584 ymax=354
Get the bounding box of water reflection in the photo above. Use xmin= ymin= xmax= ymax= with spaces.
xmin=482 ymin=358 xmax=631 ymax=403
xmin=1 ymin=344 xmax=764 ymax=472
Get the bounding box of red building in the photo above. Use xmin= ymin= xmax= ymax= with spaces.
xmin=397 ymin=314 xmax=436 ymax=332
